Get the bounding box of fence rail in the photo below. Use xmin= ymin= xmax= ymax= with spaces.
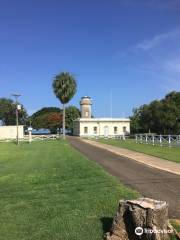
xmin=24 ymin=134 xmax=59 ymax=141
xmin=0 ymin=134 xmax=60 ymax=143
xmin=86 ymin=134 xmax=127 ymax=140
xmin=135 ymin=134 xmax=180 ymax=147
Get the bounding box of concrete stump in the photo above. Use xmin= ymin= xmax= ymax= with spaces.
xmin=106 ymin=198 xmax=179 ymax=240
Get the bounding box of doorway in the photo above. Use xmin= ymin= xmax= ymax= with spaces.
xmin=104 ymin=126 xmax=109 ymax=137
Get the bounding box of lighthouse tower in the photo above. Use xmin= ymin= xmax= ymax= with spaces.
xmin=80 ymin=96 xmax=92 ymax=118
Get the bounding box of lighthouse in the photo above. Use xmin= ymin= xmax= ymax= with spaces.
xmin=80 ymin=96 xmax=92 ymax=118
xmin=73 ymin=96 xmax=130 ymax=137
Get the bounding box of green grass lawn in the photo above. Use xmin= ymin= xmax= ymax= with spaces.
xmin=0 ymin=140 xmax=139 ymax=240
xmin=171 ymin=220 xmax=180 ymax=238
xmin=97 ymin=139 xmax=180 ymax=163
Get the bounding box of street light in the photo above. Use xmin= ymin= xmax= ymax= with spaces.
xmin=12 ymin=93 xmax=21 ymax=145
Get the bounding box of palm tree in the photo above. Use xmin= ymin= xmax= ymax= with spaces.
xmin=52 ymin=72 xmax=77 ymax=139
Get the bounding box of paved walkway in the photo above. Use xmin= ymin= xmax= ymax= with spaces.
xmin=68 ymin=136 xmax=180 ymax=219
xmin=81 ymin=139 xmax=180 ymax=176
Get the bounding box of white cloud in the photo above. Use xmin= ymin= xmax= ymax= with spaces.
xmin=164 ymin=59 xmax=180 ymax=73
xmin=134 ymin=28 xmax=180 ymax=51
xmin=161 ymin=78 xmax=180 ymax=92
xmin=121 ymin=28 xmax=180 ymax=92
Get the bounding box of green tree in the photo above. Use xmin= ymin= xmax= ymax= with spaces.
xmin=0 ymin=98 xmax=27 ymax=125
xmin=30 ymin=107 xmax=62 ymax=133
xmin=161 ymin=91 xmax=180 ymax=134
xmin=65 ymin=106 xmax=80 ymax=133
xmin=130 ymin=108 xmax=143 ymax=133
xmin=52 ymin=72 xmax=77 ymax=139
xmin=30 ymin=106 xmax=80 ymax=133
xmin=46 ymin=112 xmax=63 ymax=133
xmin=130 ymin=91 xmax=180 ymax=134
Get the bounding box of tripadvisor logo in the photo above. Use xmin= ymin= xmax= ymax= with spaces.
xmin=135 ymin=227 xmax=143 ymax=236
xmin=135 ymin=227 xmax=173 ymax=235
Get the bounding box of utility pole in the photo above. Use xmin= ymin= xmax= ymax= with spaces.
xmin=110 ymin=89 xmax=112 ymax=118
xmin=12 ymin=93 xmax=21 ymax=145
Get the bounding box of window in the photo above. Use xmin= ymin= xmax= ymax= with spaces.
xmin=84 ymin=127 xmax=88 ymax=134
xmin=85 ymin=111 xmax=88 ymax=117
xmin=123 ymin=126 xmax=127 ymax=133
xmin=114 ymin=126 xmax=118 ymax=134
xmin=94 ymin=126 xmax=97 ymax=134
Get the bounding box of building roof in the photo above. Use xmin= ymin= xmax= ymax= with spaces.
xmin=74 ymin=118 xmax=130 ymax=122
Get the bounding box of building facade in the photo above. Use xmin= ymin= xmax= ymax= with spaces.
xmin=73 ymin=96 xmax=130 ymax=137
xmin=0 ymin=126 xmax=24 ymax=140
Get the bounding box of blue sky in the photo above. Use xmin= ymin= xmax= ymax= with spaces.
xmin=0 ymin=0 xmax=180 ymax=117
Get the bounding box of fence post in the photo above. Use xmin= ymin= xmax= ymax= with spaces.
xmin=176 ymin=135 xmax=178 ymax=146
xmin=29 ymin=130 xmax=32 ymax=144
xmin=152 ymin=135 xmax=155 ymax=146
xmin=160 ymin=135 xmax=162 ymax=147
xmin=135 ymin=134 xmax=138 ymax=143
xmin=145 ymin=134 xmax=148 ymax=144
xmin=140 ymin=134 xmax=143 ymax=144
xmin=168 ymin=135 xmax=171 ymax=147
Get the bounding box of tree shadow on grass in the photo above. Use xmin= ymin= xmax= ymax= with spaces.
xmin=100 ymin=217 xmax=113 ymax=236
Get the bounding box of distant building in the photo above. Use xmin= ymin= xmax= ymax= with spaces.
xmin=73 ymin=96 xmax=130 ymax=137
xmin=0 ymin=126 xmax=24 ymax=140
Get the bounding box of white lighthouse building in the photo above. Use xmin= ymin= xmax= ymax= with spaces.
xmin=73 ymin=96 xmax=130 ymax=137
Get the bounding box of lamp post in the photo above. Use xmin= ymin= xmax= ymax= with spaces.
xmin=12 ymin=93 xmax=21 ymax=145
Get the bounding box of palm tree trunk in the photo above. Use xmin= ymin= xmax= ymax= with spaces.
xmin=63 ymin=103 xmax=66 ymax=139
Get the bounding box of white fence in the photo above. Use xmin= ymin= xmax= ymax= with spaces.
xmin=87 ymin=134 xmax=126 ymax=140
xmin=0 ymin=134 xmax=60 ymax=143
xmin=24 ymin=134 xmax=60 ymax=142
xmin=135 ymin=134 xmax=180 ymax=147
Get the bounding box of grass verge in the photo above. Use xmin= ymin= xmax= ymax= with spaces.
xmin=171 ymin=220 xmax=180 ymax=240
xmin=97 ymin=139 xmax=180 ymax=163
xmin=0 ymin=140 xmax=139 ymax=240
